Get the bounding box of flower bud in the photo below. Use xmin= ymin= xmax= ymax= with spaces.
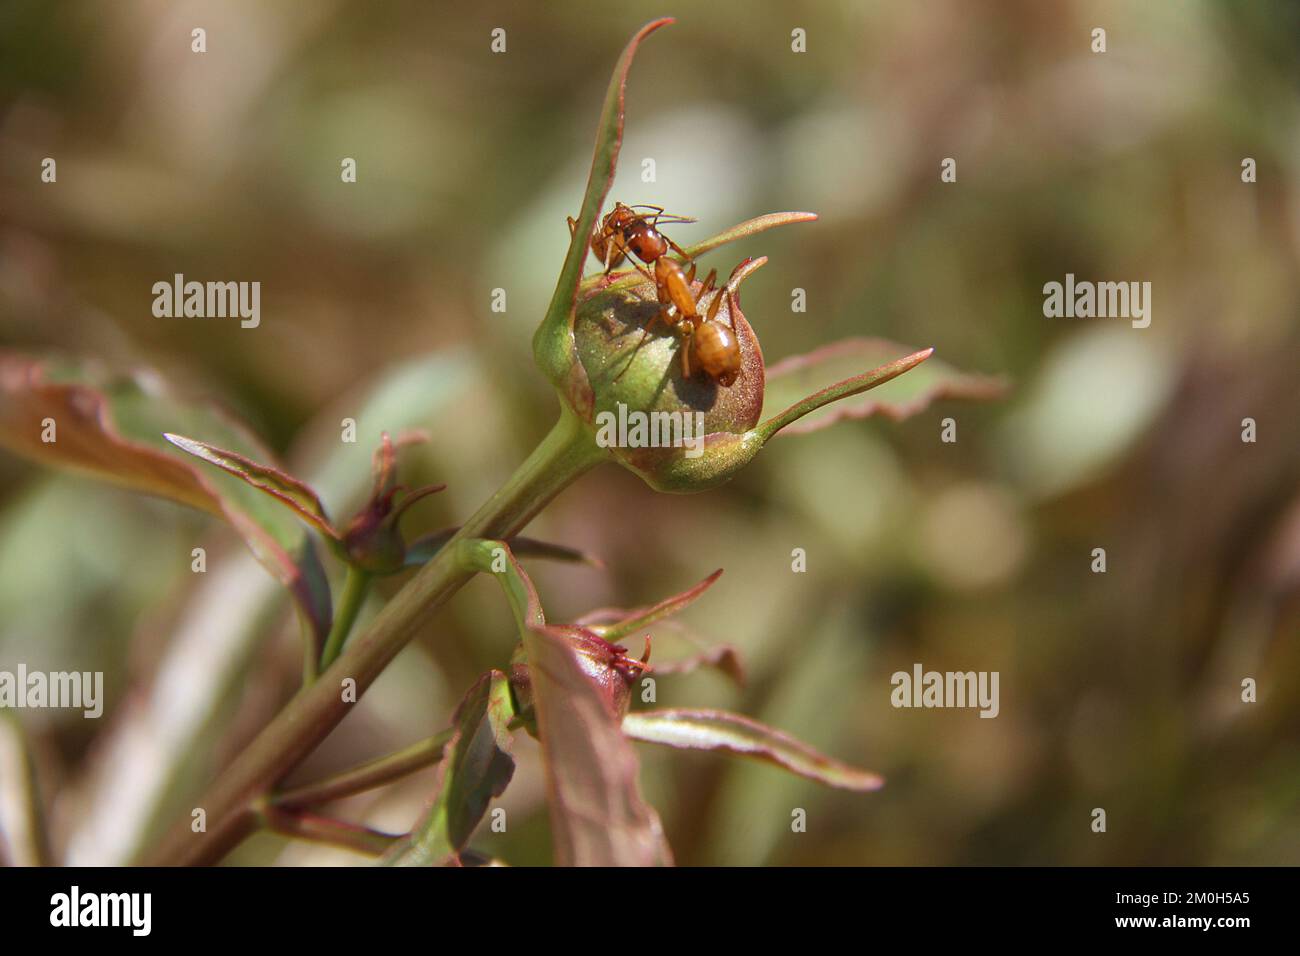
xmin=569 ymin=261 xmax=770 ymax=491
xmin=340 ymin=433 xmax=444 ymax=574
xmin=509 ymin=630 xmax=650 ymax=735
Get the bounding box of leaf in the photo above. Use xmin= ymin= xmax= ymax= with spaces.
xmin=574 ymin=574 xmax=743 ymax=684
xmin=459 ymin=538 xmax=673 ymax=866
xmin=575 ymin=569 xmax=723 ymax=643
xmin=680 ymin=211 xmax=819 ymax=261
xmin=759 ymin=338 xmax=1008 ymax=439
xmin=534 ymin=17 xmax=674 ymax=386
xmin=404 ymin=528 xmax=603 ymax=569
xmin=81 ymin=350 xmax=477 ymax=867
xmin=0 ymin=353 xmax=331 ymax=642
xmin=622 ymin=709 xmax=884 ymax=792
xmin=585 ymin=217 xmax=814 ymax=297
xmin=649 ymin=645 xmax=746 ymax=687
xmin=524 ymin=624 xmax=674 ymax=866
xmin=163 ymin=433 xmax=338 ymax=540
xmin=383 ymin=671 xmax=516 ymax=866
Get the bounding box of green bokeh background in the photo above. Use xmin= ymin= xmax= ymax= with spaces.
xmin=1 ymin=0 xmax=1298 ymax=865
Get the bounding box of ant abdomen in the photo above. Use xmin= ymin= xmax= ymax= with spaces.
xmin=692 ymin=320 xmax=741 ymax=387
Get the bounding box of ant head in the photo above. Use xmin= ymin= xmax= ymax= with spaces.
xmin=604 ymin=203 xmax=637 ymax=230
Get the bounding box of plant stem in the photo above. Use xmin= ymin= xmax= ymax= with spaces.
xmin=271 ymin=728 xmax=455 ymax=810
xmin=143 ymin=406 xmax=607 ymax=866
xmin=262 ymin=807 xmax=397 ymax=857
xmin=0 ymin=713 xmax=52 ymax=866
xmin=300 ymin=614 xmax=319 ymax=685
xmin=319 ymin=565 xmax=371 ymax=672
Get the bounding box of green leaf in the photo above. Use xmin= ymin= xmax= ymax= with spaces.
xmin=0 ymin=353 xmax=331 ymax=643
xmin=382 ymin=671 xmax=516 ymax=866
xmin=584 ymin=213 xmax=817 ymax=296
xmin=576 ymin=568 xmax=723 ymax=643
xmin=163 ymin=433 xmax=339 ymax=541
xmin=404 ymin=528 xmax=603 ymax=569
xmin=533 ymin=17 xmax=674 ymax=389
xmin=459 ymin=538 xmax=673 ymax=866
xmin=759 ymin=338 xmax=1008 ymax=440
xmin=622 ymin=709 xmax=884 ymax=792
xmin=680 ymin=211 xmax=819 ymax=262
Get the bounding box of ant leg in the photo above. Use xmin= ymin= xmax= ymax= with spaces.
xmin=698 ymin=268 xmax=718 ymax=297
xmin=665 ymin=235 xmax=693 ymax=260
xmin=707 ymin=287 xmax=744 ymax=384
xmin=726 ymin=288 xmax=744 ymax=382
xmin=569 ymin=216 xmax=595 ymax=268
xmin=603 ymin=235 xmax=624 ymax=274
xmin=632 ymin=206 xmax=694 ymax=226
xmin=644 ymin=303 xmax=673 ymax=333
xmin=675 ymin=322 xmax=697 ymax=379
xmin=626 ymin=257 xmax=657 ymax=288
xmin=693 ymin=268 xmax=720 ymax=318
xmin=664 ymin=236 xmax=698 ymax=278
xmin=705 ymin=283 xmax=725 ymax=323
xmin=612 ymin=305 xmax=673 ymax=383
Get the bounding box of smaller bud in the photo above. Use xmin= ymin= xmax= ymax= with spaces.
xmin=569 ymin=631 xmax=651 ymax=720
xmin=341 ymin=433 xmax=444 ymax=573
xmin=509 ymin=631 xmax=651 ymax=737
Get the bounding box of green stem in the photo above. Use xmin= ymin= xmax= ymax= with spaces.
xmin=319 ymin=565 xmax=371 ymax=673
xmin=143 ymin=406 xmax=607 ymax=866
xmin=271 ymin=728 xmax=455 ymax=810
xmin=300 ymin=614 xmax=319 ymax=685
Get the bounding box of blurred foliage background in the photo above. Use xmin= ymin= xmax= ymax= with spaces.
xmin=1 ymin=0 xmax=1298 ymax=866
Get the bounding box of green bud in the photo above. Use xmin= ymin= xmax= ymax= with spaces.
xmin=567 ymin=259 xmax=771 ymax=492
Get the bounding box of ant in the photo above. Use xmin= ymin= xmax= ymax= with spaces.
xmin=568 ymin=202 xmax=695 ymax=273
xmin=573 ymin=202 xmax=744 ymax=387
xmin=648 ymin=264 xmax=745 ymax=387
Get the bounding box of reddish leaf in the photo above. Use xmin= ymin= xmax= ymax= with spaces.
xmin=459 ymin=539 xmax=673 ymax=866
xmin=760 ymin=338 xmax=1008 ymax=438
xmin=0 ymin=354 xmax=331 ymax=642
xmin=164 ymin=432 xmax=338 ymax=540
xmin=649 ymin=644 xmax=746 ymax=687
xmin=622 ymin=709 xmax=884 ymax=792
xmin=524 ymin=624 xmax=673 ymax=866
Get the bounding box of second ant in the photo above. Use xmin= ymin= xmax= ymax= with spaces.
xmin=572 ymin=202 xmax=746 ymax=387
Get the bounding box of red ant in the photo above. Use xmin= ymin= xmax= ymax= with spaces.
xmin=568 ymin=202 xmax=695 ymax=273
xmin=574 ymin=202 xmax=744 ymax=387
